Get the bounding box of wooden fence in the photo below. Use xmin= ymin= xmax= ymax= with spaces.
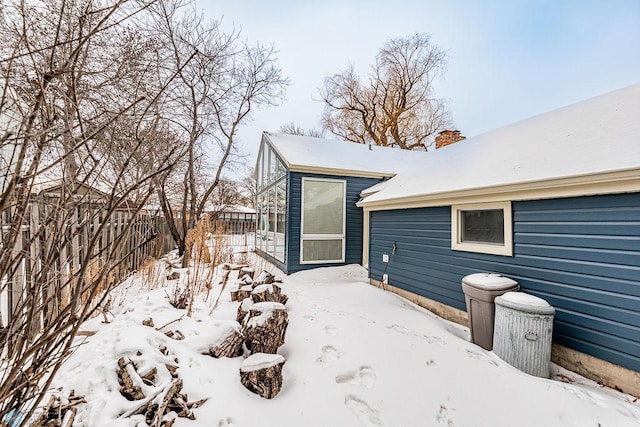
xmin=0 ymin=199 xmax=174 ymax=327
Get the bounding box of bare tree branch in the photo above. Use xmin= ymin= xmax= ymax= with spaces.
xmin=319 ymin=33 xmax=451 ymax=150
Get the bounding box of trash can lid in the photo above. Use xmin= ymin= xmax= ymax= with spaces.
xmin=462 ymin=273 xmax=518 ymax=291
xmin=495 ymin=291 xmax=555 ymax=315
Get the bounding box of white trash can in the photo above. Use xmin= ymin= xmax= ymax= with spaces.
xmin=493 ymin=292 xmax=555 ymax=378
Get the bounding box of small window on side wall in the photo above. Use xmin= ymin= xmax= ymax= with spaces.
xmin=451 ymin=202 xmax=513 ymax=256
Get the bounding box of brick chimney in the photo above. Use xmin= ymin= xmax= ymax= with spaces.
xmin=435 ymin=129 xmax=466 ymax=149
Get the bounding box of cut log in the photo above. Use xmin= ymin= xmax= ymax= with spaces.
xmin=237 ymin=285 xmax=253 ymax=301
xmin=117 ymin=357 xmax=145 ymax=401
xmin=254 ymin=270 xmax=275 ymax=285
xmin=209 ymin=327 xmax=244 ymax=358
xmin=140 ymin=367 xmax=158 ymax=386
xmin=239 ymin=353 xmax=286 ymax=399
xmin=236 ymin=298 xmax=253 ymax=324
xmin=243 ymin=302 xmax=288 ymax=354
xmin=166 ymin=364 xmax=178 ymax=378
xmin=149 ymin=378 xmax=183 ymax=427
xmin=228 ymin=281 xmax=242 ymax=302
xmin=251 ymin=284 xmax=288 ymax=305
xmin=240 ymin=267 xmax=255 ymax=279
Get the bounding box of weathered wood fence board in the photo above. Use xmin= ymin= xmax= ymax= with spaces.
xmin=0 ymin=200 xmax=175 ymax=327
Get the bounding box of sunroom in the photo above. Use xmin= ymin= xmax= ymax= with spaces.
xmin=255 ymin=131 xmax=422 ymax=274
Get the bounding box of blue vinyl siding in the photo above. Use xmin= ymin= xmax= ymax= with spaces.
xmin=369 ymin=192 xmax=640 ymax=372
xmin=287 ymin=172 xmax=380 ymax=274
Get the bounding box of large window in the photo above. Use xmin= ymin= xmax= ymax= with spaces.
xmin=256 ymin=143 xmax=286 ymax=262
xmin=300 ymin=178 xmax=346 ymax=264
xmin=451 ymin=202 xmax=512 ymax=256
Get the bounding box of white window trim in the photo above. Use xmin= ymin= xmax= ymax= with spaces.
xmin=300 ymin=177 xmax=346 ymax=264
xmin=451 ymin=201 xmax=513 ymax=256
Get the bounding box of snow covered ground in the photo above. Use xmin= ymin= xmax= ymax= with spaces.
xmin=49 ymin=259 xmax=640 ymax=427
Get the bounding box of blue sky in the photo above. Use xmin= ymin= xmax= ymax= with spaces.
xmin=200 ymin=0 xmax=640 ymax=170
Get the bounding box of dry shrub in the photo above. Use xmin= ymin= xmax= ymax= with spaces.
xmin=185 ymin=219 xmax=212 ymax=266
xmin=139 ymin=256 xmax=164 ymax=291
xmin=210 ymin=223 xmax=233 ymax=267
xmin=182 ymin=219 xmax=215 ymax=315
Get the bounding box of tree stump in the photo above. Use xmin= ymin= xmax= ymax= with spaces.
xmin=237 ymin=298 xmax=253 ymax=324
xmin=243 ymin=302 xmax=288 ymax=354
xmin=254 ymin=270 xmax=275 ymax=285
xmin=239 ymin=353 xmax=286 ymax=399
xmin=251 ymin=284 xmax=288 ymax=305
xmin=142 ymin=318 xmax=155 ymax=327
xmin=229 ymin=282 xmax=241 ymax=302
xmin=209 ymin=326 xmax=244 ymax=358
xmin=237 ymin=285 xmax=254 ymax=301
xmin=240 ymin=266 xmax=255 ymax=279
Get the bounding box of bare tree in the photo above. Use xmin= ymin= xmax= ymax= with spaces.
xmin=239 ymin=170 xmax=257 ymax=210
xmin=278 ymin=122 xmax=325 ymax=138
xmin=153 ymin=2 xmax=288 ymax=262
xmin=319 ymin=33 xmax=451 ymax=150
xmin=0 ymin=0 xmax=185 ymax=423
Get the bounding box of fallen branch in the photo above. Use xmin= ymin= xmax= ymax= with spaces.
xmin=155 ymin=315 xmax=184 ymax=331
xmin=149 ymin=378 xmax=183 ymax=427
xmin=118 ymin=384 xmax=167 ymax=418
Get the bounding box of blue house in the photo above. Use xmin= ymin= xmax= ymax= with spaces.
xmin=255 ymin=132 xmax=424 ymax=273
xmin=357 ymin=83 xmax=640 ymax=395
xmin=256 ymin=84 xmax=640 ymax=395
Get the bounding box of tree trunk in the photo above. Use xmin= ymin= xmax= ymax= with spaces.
xmin=243 ymin=302 xmax=288 ymax=355
xmin=209 ymin=327 xmax=244 ymax=358
xmin=239 ymin=353 xmax=285 ymax=399
xmin=251 ymin=284 xmax=288 ymax=305
xmin=237 ymin=285 xmax=254 ymax=301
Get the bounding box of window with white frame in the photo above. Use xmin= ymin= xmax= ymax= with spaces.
xmin=301 ymin=178 xmax=346 ymax=263
xmin=451 ymin=201 xmax=513 ymax=256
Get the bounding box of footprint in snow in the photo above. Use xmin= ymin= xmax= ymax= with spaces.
xmin=324 ymin=325 xmax=338 ymax=335
xmin=303 ymin=314 xmax=317 ymax=322
xmin=316 ymin=345 xmax=340 ymax=366
xmin=387 ymin=324 xmax=410 ymax=335
xmin=466 ymin=349 xmax=498 ymax=366
xmin=466 ymin=349 xmax=482 ymax=359
xmin=345 ymin=395 xmax=381 ymax=427
xmin=335 ymin=366 xmax=376 ymax=389
xmin=426 ymin=359 xmax=437 ymax=367
xmin=423 ymin=335 xmax=447 ymax=345
xmin=436 ymin=404 xmax=455 ymax=426
xmin=217 ymin=417 xmax=235 ymax=427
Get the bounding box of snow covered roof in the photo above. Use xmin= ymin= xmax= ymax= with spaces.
xmin=262 ymin=132 xmax=428 ymax=179
xmin=359 ymin=83 xmax=640 ymax=208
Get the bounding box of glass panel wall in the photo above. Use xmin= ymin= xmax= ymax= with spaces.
xmin=256 ymin=142 xmax=287 ymax=262
xmin=300 ymin=178 xmax=345 ymax=264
